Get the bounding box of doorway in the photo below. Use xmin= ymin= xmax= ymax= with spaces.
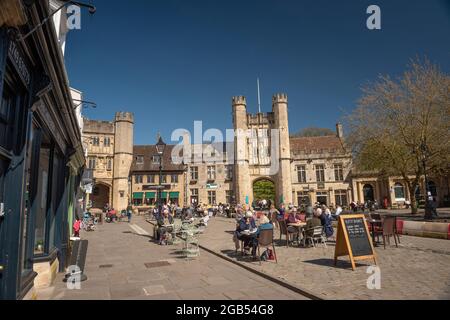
xmin=253 ymin=179 xmax=276 ymax=205
xmin=0 ymin=157 xmax=9 ymax=299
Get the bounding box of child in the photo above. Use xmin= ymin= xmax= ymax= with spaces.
xmin=73 ymin=217 xmax=81 ymax=238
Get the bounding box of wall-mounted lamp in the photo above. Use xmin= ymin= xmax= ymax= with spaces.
xmin=72 ymin=99 xmax=97 ymax=109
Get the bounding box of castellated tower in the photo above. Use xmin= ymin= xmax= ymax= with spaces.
xmin=232 ymin=96 xmax=252 ymax=205
xmin=113 ymin=112 xmax=134 ymax=211
xmin=273 ymin=94 xmax=293 ymax=205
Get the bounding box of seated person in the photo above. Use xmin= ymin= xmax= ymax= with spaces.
xmin=197 ymin=210 xmax=210 ymax=227
xmin=305 ymin=209 xmax=323 ymax=238
xmin=287 ymin=208 xmax=301 ymax=224
xmin=156 ymin=209 xmax=174 ymax=244
xmin=235 ymin=211 xmax=257 ymax=255
xmin=183 ymin=208 xmax=195 ymax=223
xmin=251 ymin=215 xmax=274 ymax=257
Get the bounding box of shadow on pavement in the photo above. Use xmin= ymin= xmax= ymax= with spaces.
xmin=303 ymin=258 xmax=369 ymax=269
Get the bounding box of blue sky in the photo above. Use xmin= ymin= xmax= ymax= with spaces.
xmin=64 ymin=0 xmax=450 ymax=145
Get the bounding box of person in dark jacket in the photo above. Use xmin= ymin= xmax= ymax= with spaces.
xmin=156 ymin=209 xmax=174 ymax=244
xmin=305 ymin=209 xmax=323 ymax=238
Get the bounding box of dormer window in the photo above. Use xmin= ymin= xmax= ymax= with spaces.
xmin=136 ymin=156 xmax=144 ymax=164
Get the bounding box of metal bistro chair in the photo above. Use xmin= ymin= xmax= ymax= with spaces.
xmin=169 ymin=220 xmax=183 ymax=245
xmin=303 ymin=226 xmax=327 ymax=248
xmin=181 ymin=226 xmax=200 ymax=259
xmin=257 ymin=229 xmax=278 ymax=266
xmin=279 ymin=220 xmax=299 ymax=248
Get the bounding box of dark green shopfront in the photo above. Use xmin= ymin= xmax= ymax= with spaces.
xmin=0 ymin=2 xmax=85 ymax=299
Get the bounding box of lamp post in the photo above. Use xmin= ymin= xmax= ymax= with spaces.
xmin=156 ymin=136 xmax=166 ymax=211
xmin=421 ymin=143 xmax=434 ymax=220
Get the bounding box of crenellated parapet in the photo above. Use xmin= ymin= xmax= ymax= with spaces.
xmin=272 ymin=93 xmax=288 ymax=104
xmin=232 ymin=96 xmax=247 ymax=107
xmin=114 ymin=112 xmax=134 ymax=124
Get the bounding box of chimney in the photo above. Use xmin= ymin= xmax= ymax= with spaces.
xmin=336 ymin=123 xmax=344 ymax=139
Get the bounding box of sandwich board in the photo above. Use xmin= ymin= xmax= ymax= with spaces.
xmin=334 ymin=214 xmax=377 ymax=271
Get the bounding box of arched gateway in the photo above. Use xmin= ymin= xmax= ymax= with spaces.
xmin=253 ymin=179 xmax=276 ymax=206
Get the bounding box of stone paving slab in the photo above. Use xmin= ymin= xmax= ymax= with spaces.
xmin=37 ymin=217 xmax=309 ymax=300
xmin=198 ymin=217 xmax=450 ymax=300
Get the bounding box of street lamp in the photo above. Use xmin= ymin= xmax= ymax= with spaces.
xmin=156 ymin=136 xmax=167 ymax=210
xmin=421 ymin=143 xmax=434 ymax=220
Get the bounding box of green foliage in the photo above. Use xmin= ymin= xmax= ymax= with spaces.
xmin=253 ymin=180 xmax=275 ymax=203
xmin=345 ymin=58 xmax=450 ymax=214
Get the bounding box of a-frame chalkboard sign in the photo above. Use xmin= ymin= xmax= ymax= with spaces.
xmin=334 ymin=214 xmax=377 ymax=271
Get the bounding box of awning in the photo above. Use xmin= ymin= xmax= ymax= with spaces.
xmin=160 ymin=192 xmax=168 ymax=198
xmin=169 ymin=192 xmax=180 ymax=199
xmin=133 ymin=192 xmax=144 ymax=200
xmin=145 ymin=192 xmax=156 ymax=199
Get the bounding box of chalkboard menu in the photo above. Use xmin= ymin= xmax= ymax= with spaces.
xmin=334 ymin=214 xmax=377 ymax=271
xmin=343 ymin=217 xmax=373 ymax=257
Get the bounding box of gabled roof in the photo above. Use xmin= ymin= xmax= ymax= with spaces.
xmin=131 ymin=145 xmax=185 ymax=172
xmin=290 ymin=136 xmax=347 ymax=155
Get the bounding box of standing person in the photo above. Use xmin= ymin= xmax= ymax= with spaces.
xmin=73 ymin=216 xmax=81 ymax=238
xmin=127 ymin=203 xmax=133 ymax=223
xmin=333 ymin=205 xmax=343 ymax=220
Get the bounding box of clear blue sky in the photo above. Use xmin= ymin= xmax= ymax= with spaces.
xmin=64 ymin=0 xmax=450 ymax=145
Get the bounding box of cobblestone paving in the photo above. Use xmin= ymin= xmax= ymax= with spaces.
xmin=37 ymin=217 xmax=308 ymax=300
xmin=199 ymin=218 xmax=450 ymax=300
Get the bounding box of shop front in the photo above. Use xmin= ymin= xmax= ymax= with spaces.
xmin=0 ymin=2 xmax=85 ymax=300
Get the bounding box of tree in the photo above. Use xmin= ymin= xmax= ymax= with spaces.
xmin=345 ymin=59 xmax=450 ymax=215
xmin=291 ymin=127 xmax=335 ymax=138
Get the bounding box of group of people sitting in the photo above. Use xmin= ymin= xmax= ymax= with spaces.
xmin=154 ymin=205 xmax=211 ymax=245
xmin=233 ymin=203 xmax=337 ymax=258
xmin=233 ymin=209 xmax=274 ymax=258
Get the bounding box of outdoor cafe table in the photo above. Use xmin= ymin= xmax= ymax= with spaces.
xmin=288 ymin=222 xmax=307 ymax=246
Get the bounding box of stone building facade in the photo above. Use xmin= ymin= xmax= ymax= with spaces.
xmin=82 ymin=112 xmax=134 ymax=211
xmin=130 ymin=145 xmax=186 ymax=209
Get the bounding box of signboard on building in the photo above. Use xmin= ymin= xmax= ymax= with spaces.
xmin=206 ymin=183 xmax=218 ymax=190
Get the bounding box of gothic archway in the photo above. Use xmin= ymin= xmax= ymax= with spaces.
xmin=253 ymin=178 xmax=276 ymax=207
xmin=91 ymin=183 xmax=111 ymax=210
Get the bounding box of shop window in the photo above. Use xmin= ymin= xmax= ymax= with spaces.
xmin=135 ymin=175 xmax=143 ymax=184
xmin=335 ymin=190 xmax=348 ymax=207
xmin=208 ymin=191 xmax=216 ymax=205
xmin=298 ymin=191 xmax=311 ymax=206
xmin=147 ymin=175 xmax=155 ymax=184
xmin=394 ymin=183 xmax=405 ymax=201
xmin=34 ymin=138 xmax=51 ymax=256
xmin=0 ymin=85 xmax=16 ymax=150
